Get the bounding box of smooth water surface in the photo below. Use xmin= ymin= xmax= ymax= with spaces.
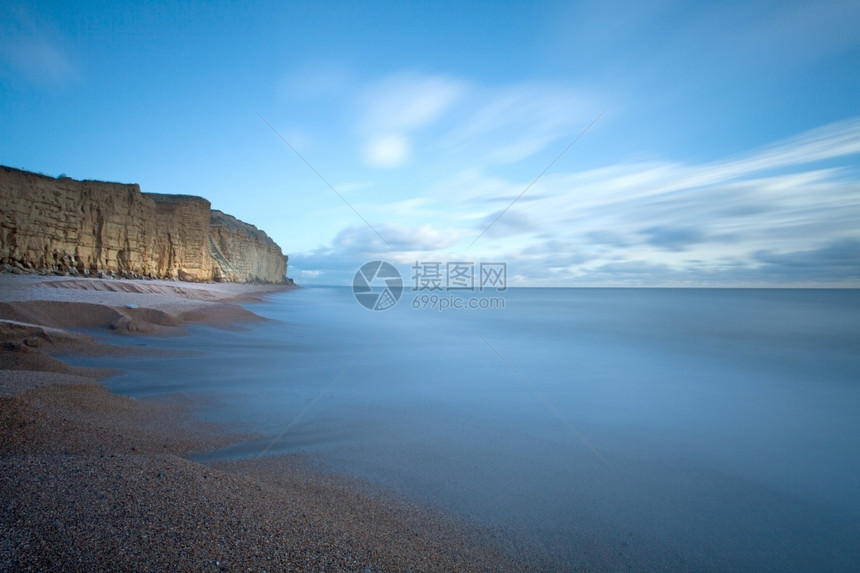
xmin=86 ymin=288 xmax=860 ymax=571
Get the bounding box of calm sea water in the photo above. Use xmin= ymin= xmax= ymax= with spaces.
xmin=86 ymin=287 xmax=860 ymax=571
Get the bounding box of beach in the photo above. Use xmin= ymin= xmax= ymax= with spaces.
xmin=0 ymin=273 xmax=534 ymax=572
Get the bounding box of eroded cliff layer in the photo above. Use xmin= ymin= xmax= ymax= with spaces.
xmin=209 ymin=210 xmax=287 ymax=284
xmin=0 ymin=166 xmax=288 ymax=284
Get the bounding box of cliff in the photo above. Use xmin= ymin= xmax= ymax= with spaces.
xmin=0 ymin=166 xmax=289 ymax=284
xmin=209 ymin=210 xmax=287 ymax=284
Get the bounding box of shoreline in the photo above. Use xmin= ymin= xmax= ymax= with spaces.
xmin=0 ymin=273 xmax=536 ymax=572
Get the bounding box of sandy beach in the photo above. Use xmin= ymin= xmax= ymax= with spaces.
xmin=0 ymin=273 xmax=535 ymax=572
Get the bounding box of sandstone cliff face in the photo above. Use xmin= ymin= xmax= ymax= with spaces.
xmin=209 ymin=210 xmax=287 ymax=284
xmin=0 ymin=166 xmax=289 ymax=284
xmin=145 ymin=193 xmax=216 ymax=281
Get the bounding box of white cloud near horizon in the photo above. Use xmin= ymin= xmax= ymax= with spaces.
xmin=298 ymin=115 xmax=860 ymax=286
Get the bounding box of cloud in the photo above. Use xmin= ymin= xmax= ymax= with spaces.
xmin=586 ymin=230 xmax=632 ymax=247
xmin=359 ymin=72 xmax=467 ymax=131
xmin=355 ymin=74 xmax=600 ymax=171
xmin=446 ymin=83 xmax=600 ymax=164
xmin=454 ymin=117 xmax=860 ymax=285
xmin=333 ymin=222 xmax=464 ymax=254
xmin=290 ymin=219 xmax=476 ymax=285
xmin=519 ymin=239 xmax=594 ymax=268
xmin=590 ymin=260 xmax=674 ymax=277
xmin=474 ymin=210 xmax=536 ymax=239
xmin=363 ymin=133 xmax=411 ymax=168
xmin=721 ymin=117 xmax=860 ymax=177
xmin=753 ymin=238 xmax=860 ymax=281
xmin=289 ymin=249 xmax=359 ymax=286
xmin=0 ymin=13 xmax=80 ymax=87
xmin=644 ymin=227 xmax=706 ymax=251
xmin=497 ymin=119 xmax=860 ymax=238
xmin=299 ymin=94 xmax=860 ymax=286
xmin=279 ymin=63 xmax=351 ymax=100
xmin=357 ymin=72 xmax=466 ymax=169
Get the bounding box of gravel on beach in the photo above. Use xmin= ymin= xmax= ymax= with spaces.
xmin=0 ymin=275 xmax=538 ymax=572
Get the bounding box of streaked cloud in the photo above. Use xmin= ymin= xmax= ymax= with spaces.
xmin=359 ymin=72 xmax=467 ymax=131
xmin=0 ymin=16 xmax=80 ymax=86
xmin=334 ymin=222 xmax=465 ymax=254
xmin=754 ymin=238 xmax=860 ymax=281
xmin=300 ymin=115 xmax=860 ymax=286
xmin=643 ymin=227 xmax=707 ymax=252
xmin=446 ymin=83 xmax=600 ymax=164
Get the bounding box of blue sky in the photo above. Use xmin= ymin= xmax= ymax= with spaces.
xmin=2 ymin=0 xmax=859 ymax=286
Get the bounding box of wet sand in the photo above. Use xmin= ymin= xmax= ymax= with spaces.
xmin=0 ymin=274 xmax=535 ymax=572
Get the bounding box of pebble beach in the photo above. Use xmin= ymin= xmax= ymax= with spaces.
xmin=0 ymin=274 xmax=536 ymax=572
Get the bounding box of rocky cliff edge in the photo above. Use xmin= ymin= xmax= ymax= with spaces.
xmin=0 ymin=166 xmax=290 ymax=284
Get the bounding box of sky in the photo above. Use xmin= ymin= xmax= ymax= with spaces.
xmin=2 ymin=0 xmax=859 ymax=286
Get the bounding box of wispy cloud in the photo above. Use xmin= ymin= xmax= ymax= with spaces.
xmin=643 ymin=227 xmax=707 ymax=252
xmin=333 ymin=222 xmax=465 ymax=254
xmin=710 ymin=0 xmax=860 ymax=73
xmin=278 ymin=63 xmax=352 ymax=100
xmin=0 ymin=7 xmax=80 ymax=87
xmin=754 ymin=238 xmax=860 ymax=282
xmin=359 ymin=72 xmax=467 ymax=131
xmin=446 ymin=83 xmax=600 ymax=164
xmin=357 ymin=72 xmax=467 ymax=169
xmin=363 ymin=133 xmax=411 ymax=169
xmin=301 ymin=115 xmax=860 ymax=286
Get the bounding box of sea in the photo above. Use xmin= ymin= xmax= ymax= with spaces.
xmin=74 ymin=287 xmax=860 ymax=571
